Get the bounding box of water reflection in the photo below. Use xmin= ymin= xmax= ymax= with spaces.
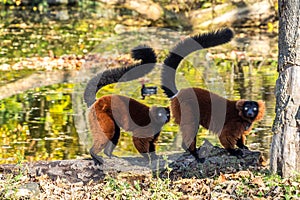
xmin=0 ymin=3 xmax=115 ymax=65
xmin=0 ymin=84 xmax=83 ymax=163
xmin=0 ymin=60 xmax=276 ymax=164
xmin=0 ymin=3 xmax=278 ymax=164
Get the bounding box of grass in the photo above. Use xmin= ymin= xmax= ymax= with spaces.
xmin=1 ymin=163 xmax=299 ymax=199
xmin=0 ymin=151 xmax=299 ymax=199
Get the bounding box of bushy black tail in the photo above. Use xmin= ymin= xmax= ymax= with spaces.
xmin=161 ymin=28 xmax=234 ymax=98
xmin=84 ymin=45 xmax=157 ymax=107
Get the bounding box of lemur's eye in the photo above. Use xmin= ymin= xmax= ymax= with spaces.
xmin=158 ymin=113 xmax=162 ymax=116
xmin=253 ymin=107 xmax=258 ymax=111
xmin=244 ymin=107 xmax=249 ymax=111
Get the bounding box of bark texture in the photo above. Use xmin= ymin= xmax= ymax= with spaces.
xmin=270 ymin=0 xmax=300 ymax=177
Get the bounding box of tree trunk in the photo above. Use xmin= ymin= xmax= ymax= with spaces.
xmin=270 ymin=0 xmax=300 ymax=177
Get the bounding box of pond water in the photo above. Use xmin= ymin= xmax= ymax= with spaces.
xmin=0 ymin=2 xmax=278 ymax=164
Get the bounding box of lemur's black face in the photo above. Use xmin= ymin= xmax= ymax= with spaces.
xmin=242 ymin=101 xmax=259 ymax=119
xmin=156 ymin=107 xmax=170 ymax=124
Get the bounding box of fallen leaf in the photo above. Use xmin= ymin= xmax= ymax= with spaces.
xmin=217 ymin=173 xmax=227 ymax=183
xmin=251 ymin=177 xmax=265 ymax=187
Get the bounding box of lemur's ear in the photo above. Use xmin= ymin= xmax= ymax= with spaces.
xmin=149 ymin=106 xmax=157 ymax=113
xmin=255 ymin=100 xmax=265 ymax=121
xmin=165 ymin=107 xmax=170 ymax=114
xmin=236 ymin=99 xmax=246 ymax=118
xmin=149 ymin=106 xmax=160 ymax=119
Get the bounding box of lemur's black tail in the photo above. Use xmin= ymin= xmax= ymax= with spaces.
xmin=161 ymin=28 xmax=234 ymax=98
xmin=84 ymin=45 xmax=156 ymax=107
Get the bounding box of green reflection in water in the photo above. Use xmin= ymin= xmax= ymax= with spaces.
xmin=0 ymin=3 xmax=115 ymax=66
xmin=0 ymin=2 xmax=278 ymax=163
xmin=0 ymin=83 xmax=81 ymax=163
xmin=0 ymin=58 xmax=278 ymax=165
xmin=0 ymin=58 xmax=277 ymax=164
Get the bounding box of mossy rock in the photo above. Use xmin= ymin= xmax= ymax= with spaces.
xmin=160 ymin=140 xmax=265 ymax=180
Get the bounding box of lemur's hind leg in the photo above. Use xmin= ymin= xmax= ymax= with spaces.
xmin=104 ymin=122 xmax=121 ymax=158
xmin=181 ymin=127 xmax=204 ymax=163
xmin=89 ymin=112 xmax=116 ymax=165
xmin=90 ymin=146 xmax=104 ymax=165
xmin=147 ymin=132 xmax=161 ymax=161
xmin=177 ymin=99 xmax=203 ymax=162
xmin=132 ymin=135 xmax=153 ymax=161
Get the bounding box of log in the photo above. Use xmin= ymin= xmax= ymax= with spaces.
xmin=0 ymin=70 xmax=77 ymax=100
xmin=0 ymin=141 xmax=264 ymax=183
xmin=0 ymin=157 xmax=155 ymax=183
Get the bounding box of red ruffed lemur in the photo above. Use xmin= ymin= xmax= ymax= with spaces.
xmin=84 ymin=45 xmax=170 ymax=165
xmin=160 ymin=28 xmax=265 ymax=162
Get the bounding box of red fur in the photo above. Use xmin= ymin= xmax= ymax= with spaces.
xmin=170 ymin=87 xmax=265 ymax=154
xmin=255 ymin=100 xmax=265 ymax=121
xmin=84 ymin=44 xmax=167 ymax=164
xmin=89 ymin=94 xmax=169 ymax=163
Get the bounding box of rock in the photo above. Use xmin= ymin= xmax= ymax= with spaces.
xmin=190 ymin=1 xmax=275 ymax=29
xmin=15 ymin=183 xmax=40 ymax=200
xmin=124 ymin=0 xmax=163 ymax=21
xmin=97 ymin=0 xmax=163 ymax=21
xmin=160 ymin=140 xmax=265 ymax=180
